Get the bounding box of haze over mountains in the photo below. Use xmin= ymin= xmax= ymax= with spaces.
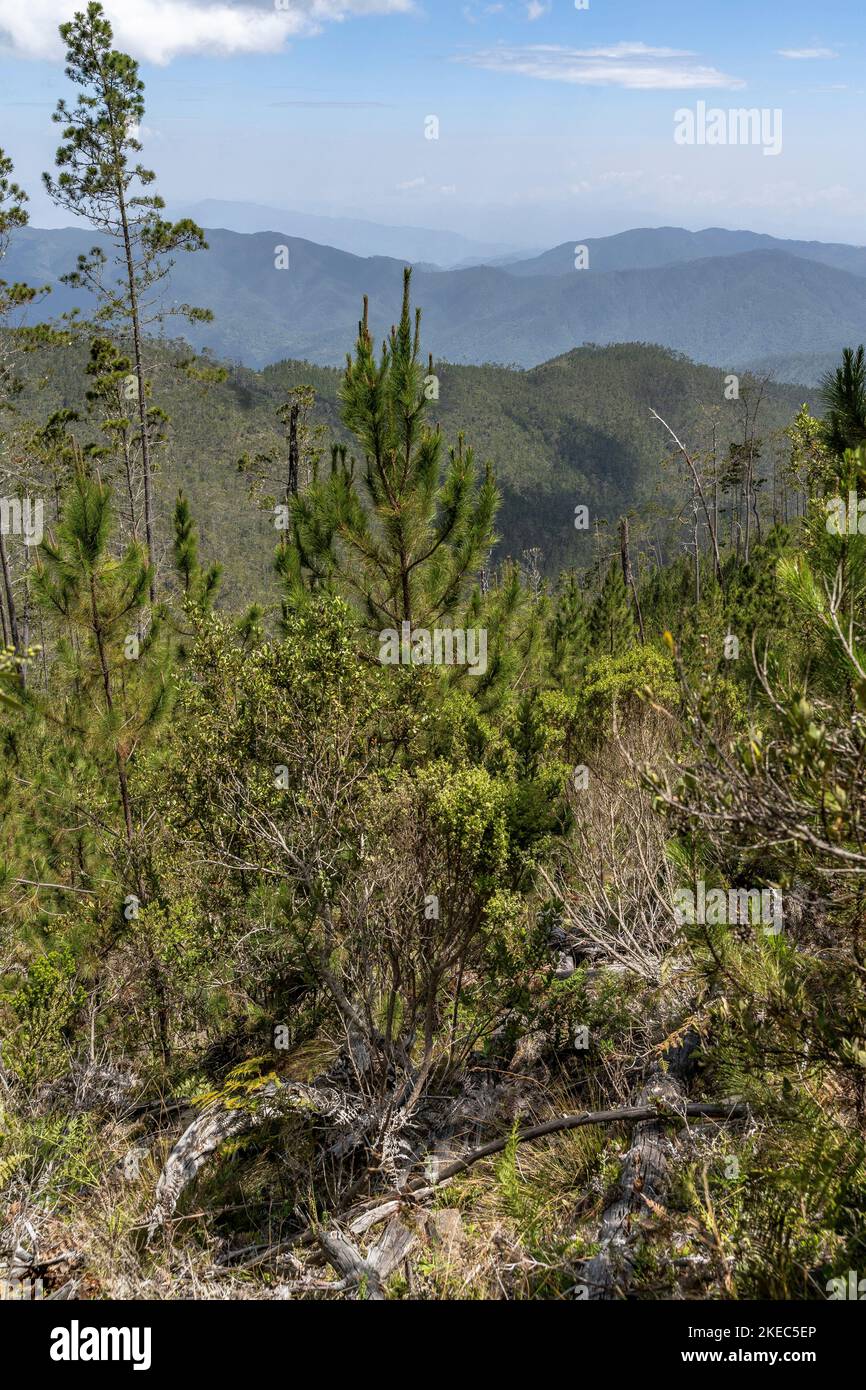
xmin=6 ymin=220 xmax=866 ymax=383
xmin=166 ymin=199 xmax=524 ymax=267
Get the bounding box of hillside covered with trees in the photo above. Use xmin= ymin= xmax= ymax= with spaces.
xmin=8 ymin=332 xmax=810 ymax=593
xmin=1 ymin=4 xmax=865 ymax=1310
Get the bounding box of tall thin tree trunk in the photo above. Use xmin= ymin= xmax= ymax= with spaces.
xmin=89 ymin=573 xmax=135 ymax=850
xmin=693 ymin=491 xmax=700 ymax=606
xmin=619 ymin=516 xmax=645 ymax=644
xmin=744 ymin=458 xmax=753 ymax=563
xmin=111 ymin=146 xmax=154 ymax=602
xmin=712 ymin=426 xmax=719 ymax=573
xmin=650 ymin=411 xmax=722 ymax=586
xmin=19 ymin=545 xmax=30 ymax=692
xmin=122 ymin=429 xmax=139 ymax=541
xmin=287 ymin=401 xmax=299 ymax=499
xmin=124 ymin=234 xmax=154 ymax=602
xmin=0 ymin=528 xmax=19 ymax=654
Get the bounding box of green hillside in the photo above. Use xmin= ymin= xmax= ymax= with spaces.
xmin=12 ymin=336 xmax=810 ymax=597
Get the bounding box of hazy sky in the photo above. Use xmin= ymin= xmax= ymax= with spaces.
xmin=1 ymin=0 xmax=863 ymax=247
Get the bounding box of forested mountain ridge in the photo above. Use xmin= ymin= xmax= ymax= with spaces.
xmin=504 ymin=224 xmax=866 ymax=278
xmin=9 ymin=335 xmax=810 ymax=593
xmin=5 ymin=223 xmax=866 ymax=380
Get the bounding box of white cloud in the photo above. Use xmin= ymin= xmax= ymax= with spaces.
xmin=569 ymin=169 xmax=670 ymax=196
xmin=525 ymin=1 xmax=550 ymax=19
xmin=0 ymin=0 xmax=415 ymax=65
xmin=598 ymin=169 xmax=644 ymax=185
xmin=696 ymin=179 xmax=853 ymax=213
xmin=777 ymin=47 xmax=839 ymax=60
xmin=127 ymin=120 xmax=161 ymax=140
xmin=396 ymin=176 xmax=425 ymax=190
xmin=462 ymin=2 xmax=504 ymax=23
xmin=457 ymin=41 xmax=745 ymax=90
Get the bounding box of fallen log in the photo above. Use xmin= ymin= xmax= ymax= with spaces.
xmin=349 ymin=1097 xmax=747 ymax=1210
xmin=580 ymin=1029 xmax=724 ymax=1300
xmin=146 ymin=1077 xmax=371 ymax=1239
xmin=318 ymin=1218 xmax=417 ymax=1300
xmin=208 ymin=1096 xmax=746 ymax=1283
xmin=582 ymin=1072 xmax=686 ymax=1300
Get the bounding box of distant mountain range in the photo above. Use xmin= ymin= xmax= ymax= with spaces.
xmin=166 ymin=199 xmax=522 ymax=268
xmin=501 ymin=226 xmax=866 ymax=279
xmin=5 ymin=222 xmax=865 ymax=382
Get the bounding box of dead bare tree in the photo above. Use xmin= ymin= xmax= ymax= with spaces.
xmin=543 ymin=714 xmax=680 ymax=982
xmin=651 ymin=409 xmax=723 ymax=587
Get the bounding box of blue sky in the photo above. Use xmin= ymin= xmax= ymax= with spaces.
xmin=1 ymin=0 xmax=863 ymax=246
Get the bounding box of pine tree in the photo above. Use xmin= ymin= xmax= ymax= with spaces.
xmin=0 ymin=147 xmax=50 ymax=680
xmin=821 ymin=346 xmax=866 ymax=458
xmin=589 ymin=558 xmax=634 ymax=656
xmin=238 ymin=384 xmax=323 ymax=515
xmin=84 ymin=334 xmax=168 ymax=543
xmin=281 ymin=268 xmax=498 ymax=635
xmin=32 ymin=465 xmax=170 ymax=883
xmin=173 ymin=489 xmax=221 ymax=609
xmin=168 ymin=490 xmax=221 ymax=664
xmin=0 ymin=148 xmax=46 ymax=398
xmin=26 ymin=410 xmax=80 ymax=526
xmin=463 ymin=561 xmax=548 ymax=712
xmin=43 ymin=1 xmax=212 ymax=598
xmin=550 ymin=570 xmax=590 ymax=686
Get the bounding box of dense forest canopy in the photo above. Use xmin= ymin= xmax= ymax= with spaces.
xmin=1 ymin=2 xmax=865 ymax=1311
xmin=4 ymin=331 xmax=812 ymax=594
